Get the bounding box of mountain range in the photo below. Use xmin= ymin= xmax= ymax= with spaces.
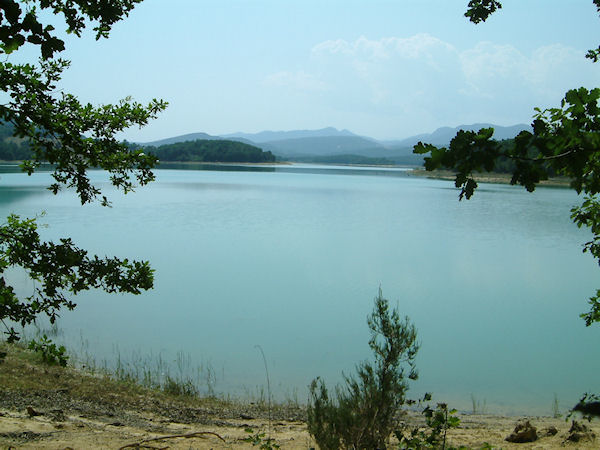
xmin=140 ymin=123 xmax=532 ymax=165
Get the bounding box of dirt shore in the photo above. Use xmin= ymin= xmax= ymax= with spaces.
xmin=4 ymin=406 xmax=600 ymax=449
xmin=408 ymin=168 xmax=572 ymax=188
xmin=1 ymin=344 xmax=599 ymax=449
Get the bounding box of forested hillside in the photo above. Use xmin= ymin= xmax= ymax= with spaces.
xmin=0 ymin=122 xmax=275 ymax=164
xmin=146 ymin=139 xmax=276 ymax=163
xmin=0 ymin=122 xmax=31 ymax=161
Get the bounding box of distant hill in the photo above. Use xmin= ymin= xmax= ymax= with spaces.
xmin=136 ymin=123 xmax=531 ymax=166
xmin=259 ymin=135 xmax=385 ymax=157
xmin=221 ymin=127 xmax=360 ymax=143
xmin=140 ymin=132 xmax=220 ymax=147
xmin=385 ymin=123 xmax=532 ymax=148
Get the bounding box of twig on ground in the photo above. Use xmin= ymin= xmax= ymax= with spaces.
xmin=119 ymin=430 xmax=226 ymax=449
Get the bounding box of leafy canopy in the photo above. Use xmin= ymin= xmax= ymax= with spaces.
xmin=0 ymin=0 xmax=166 ymax=342
xmin=414 ymin=2 xmax=600 ymax=326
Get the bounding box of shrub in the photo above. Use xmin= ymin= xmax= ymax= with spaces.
xmin=396 ymin=393 xmax=462 ymax=449
xmin=28 ymin=334 xmax=68 ymax=367
xmin=307 ymin=289 xmax=419 ymax=449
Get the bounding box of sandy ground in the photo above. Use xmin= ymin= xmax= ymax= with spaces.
xmin=2 ymin=405 xmax=600 ymax=449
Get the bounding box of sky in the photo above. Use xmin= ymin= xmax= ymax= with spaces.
xmin=10 ymin=0 xmax=600 ymax=142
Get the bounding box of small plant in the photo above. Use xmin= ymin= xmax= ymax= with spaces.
xmin=307 ymin=288 xmax=419 ymax=449
xmin=162 ymin=375 xmax=199 ymax=397
xmin=243 ymin=428 xmax=280 ymax=449
xmin=28 ymin=334 xmax=68 ymax=367
xmin=396 ymin=393 xmax=461 ymax=449
xmin=470 ymin=393 xmax=487 ymax=415
xmin=552 ymin=393 xmax=561 ymax=418
xmin=255 ymin=345 xmax=273 ymax=435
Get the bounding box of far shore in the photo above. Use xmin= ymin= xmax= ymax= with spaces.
xmin=0 ymin=160 xmax=575 ymax=190
xmin=157 ymin=160 xmax=292 ymax=166
xmin=409 ymin=168 xmax=572 ymax=188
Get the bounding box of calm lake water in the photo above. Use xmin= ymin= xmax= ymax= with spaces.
xmin=2 ymin=163 xmax=599 ymax=415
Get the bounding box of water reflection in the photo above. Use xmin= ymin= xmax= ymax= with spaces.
xmin=157 ymin=162 xmax=412 ymax=178
xmin=0 ymin=163 xmax=54 ymax=174
xmin=0 ymin=186 xmax=50 ymax=206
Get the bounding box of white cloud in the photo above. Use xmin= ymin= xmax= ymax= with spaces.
xmin=459 ymin=42 xmax=596 ymax=104
xmin=461 ymin=42 xmax=527 ymax=85
xmin=307 ymin=34 xmax=464 ymax=110
xmin=264 ymin=34 xmax=600 ymax=137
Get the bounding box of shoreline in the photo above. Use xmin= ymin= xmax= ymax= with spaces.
xmin=408 ymin=168 xmax=572 ymax=188
xmin=1 ymin=343 xmax=599 ymax=448
xmin=157 ymin=160 xmax=292 ymax=166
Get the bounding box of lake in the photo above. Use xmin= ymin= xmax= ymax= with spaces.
xmin=1 ymin=163 xmax=599 ymax=415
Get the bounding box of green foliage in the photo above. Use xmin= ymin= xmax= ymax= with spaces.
xmin=307 ymin=289 xmax=419 ymax=449
xmin=162 ymin=375 xmax=199 ymax=397
xmin=464 ymin=0 xmax=502 ymax=24
xmin=397 ymin=394 xmax=462 ymax=449
xmin=571 ymin=195 xmax=600 ymax=325
xmin=422 ymin=0 xmax=600 ymax=423
xmin=146 ymin=139 xmax=276 ymax=163
xmin=243 ymin=428 xmax=280 ymax=450
xmin=466 ymin=0 xmax=600 ymax=65
xmin=28 ymin=334 xmax=68 ymax=366
xmin=0 ymin=0 xmax=143 ymax=59
xmin=414 ymin=30 xmax=600 ymax=324
xmin=0 ymin=214 xmax=154 ymax=343
xmin=1 ymin=1 xmax=168 ymax=206
xmin=0 ymin=1 xmax=164 ymax=343
xmin=1 ymin=58 xmax=166 ymax=206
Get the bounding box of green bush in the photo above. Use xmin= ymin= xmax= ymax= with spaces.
xmin=396 ymin=393 xmax=462 ymax=449
xmin=28 ymin=335 xmax=68 ymax=367
xmin=307 ymin=289 xmax=419 ymax=449
xmin=243 ymin=428 xmax=280 ymax=449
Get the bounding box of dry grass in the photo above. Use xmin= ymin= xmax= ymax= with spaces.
xmin=1 ymin=341 xmax=188 ymax=406
xmin=0 ymin=341 xmax=304 ymax=421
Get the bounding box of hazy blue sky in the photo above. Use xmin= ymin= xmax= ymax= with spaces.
xmin=13 ymin=0 xmax=600 ymax=141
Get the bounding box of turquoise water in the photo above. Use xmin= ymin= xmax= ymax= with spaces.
xmin=1 ymin=164 xmax=599 ymax=415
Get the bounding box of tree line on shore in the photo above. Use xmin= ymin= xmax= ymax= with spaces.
xmin=143 ymin=139 xmax=276 ymax=163
xmin=0 ymin=121 xmax=276 ymax=164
